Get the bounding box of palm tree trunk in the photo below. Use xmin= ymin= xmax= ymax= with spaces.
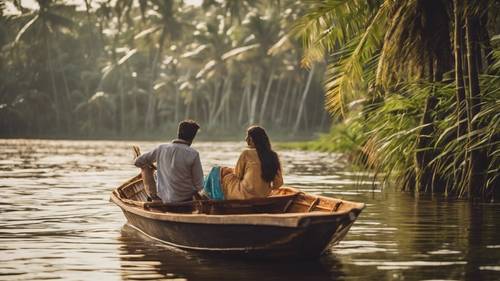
xmin=414 ymin=94 xmax=438 ymax=193
xmin=98 ymin=103 xmax=103 ymax=134
xmin=45 ymin=35 xmax=61 ymax=131
xmin=226 ymin=93 xmax=231 ymax=129
xmin=208 ymin=79 xmax=218 ymax=121
xmin=271 ymin=75 xmax=286 ymax=121
xmin=185 ymin=101 xmax=191 ymax=120
xmin=319 ymin=109 xmax=328 ymax=130
xmin=224 ymin=80 xmax=231 ymax=129
xmin=453 ymin=0 xmax=467 ymax=139
xmin=465 ymin=12 xmax=487 ymax=198
xmin=194 ymin=96 xmax=200 ymax=121
xmin=83 ymin=0 xmax=94 ymax=58
xmin=286 ymin=84 xmax=299 ymax=127
xmin=56 ymin=47 xmax=72 ymax=134
xmin=145 ymin=27 xmax=167 ymax=130
xmin=174 ymin=87 xmax=180 ymax=123
xmin=293 ymin=64 xmax=315 ymax=135
xmin=453 ymin=0 xmax=470 ymax=197
xmin=278 ymin=79 xmax=293 ymax=125
xmin=415 ymin=54 xmax=438 ymax=193
xmin=249 ymin=73 xmax=261 ymax=125
xmin=238 ymin=80 xmax=250 ymax=125
xmin=132 ymin=75 xmax=139 ymax=132
xmin=211 ymin=78 xmax=232 ymax=128
xmin=119 ymin=73 xmax=126 ymax=135
xmin=208 ymin=77 xmax=225 ymax=126
xmin=303 ymin=107 xmax=309 ymax=131
xmin=258 ymin=67 xmax=275 ymax=125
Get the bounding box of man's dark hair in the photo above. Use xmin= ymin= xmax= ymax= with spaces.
xmin=178 ymin=120 xmax=200 ymax=143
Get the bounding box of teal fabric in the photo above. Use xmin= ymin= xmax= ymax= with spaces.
xmin=203 ymin=166 xmax=225 ymax=200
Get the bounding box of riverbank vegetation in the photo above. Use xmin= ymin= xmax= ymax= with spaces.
xmin=0 ymin=0 xmax=329 ymax=139
xmin=1 ymin=0 xmax=499 ymax=200
xmin=293 ymin=0 xmax=499 ymax=200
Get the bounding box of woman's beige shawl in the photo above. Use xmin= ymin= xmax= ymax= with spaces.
xmin=222 ymin=148 xmax=283 ymax=200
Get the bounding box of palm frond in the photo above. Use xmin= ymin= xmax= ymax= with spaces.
xmin=14 ymin=14 xmax=38 ymax=44
xmin=323 ymin=1 xmax=391 ymax=117
xmin=291 ymin=0 xmax=376 ymax=67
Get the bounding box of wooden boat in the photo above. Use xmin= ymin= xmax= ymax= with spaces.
xmin=111 ymin=174 xmax=365 ymax=259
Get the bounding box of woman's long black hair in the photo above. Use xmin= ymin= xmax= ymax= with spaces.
xmin=247 ymin=126 xmax=281 ymax=182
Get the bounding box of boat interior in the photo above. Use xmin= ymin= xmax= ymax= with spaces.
xmin=113 ymin=175 xmax=361 ymax=215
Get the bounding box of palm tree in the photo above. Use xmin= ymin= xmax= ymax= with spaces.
xmin=11 ymin=0 xmax=74 ymax=131
xmin=138 ymin=0 xmax=183 ymax=130
xmin=464 ymin=0 xmax=489 ymax=197
xmin=293 ymin=64 xmax=316 ymax=135
xmin=293 ymin=0 xmax=499 ymax=199
xmin=0 ymin=0 xmax=331 ymax=138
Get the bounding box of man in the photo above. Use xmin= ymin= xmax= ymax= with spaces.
xmin=134 ymin=120 xmax=204 ymax=203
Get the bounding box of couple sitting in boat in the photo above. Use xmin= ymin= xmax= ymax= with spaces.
xmin=134 ymin=120 xmax=283 ymax=203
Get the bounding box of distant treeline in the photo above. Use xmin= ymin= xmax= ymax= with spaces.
xmin=0 ymin=0 xmax=329 ymax=139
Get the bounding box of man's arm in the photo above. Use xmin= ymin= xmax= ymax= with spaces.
xmin=191 ymin=153 xmax=204 ymax=191
xmin=134 ymin=147 xmax=158 ymax=168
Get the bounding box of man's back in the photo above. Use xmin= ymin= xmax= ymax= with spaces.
xmin=135 ymin=141 xmax=204 ymax=202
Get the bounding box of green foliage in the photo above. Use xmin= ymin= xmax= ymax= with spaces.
xmin=292 ymin=72 xmax=499 ymax=199
xmin=282 ymin=119 xmax=365 ymax=153
xmin=294 ymin=0 xmax=500 ymax=200
xmin=0 ymin=0 xmax=329 ymax=138
xmin=292 ymin=0 xmax=389 ymax=117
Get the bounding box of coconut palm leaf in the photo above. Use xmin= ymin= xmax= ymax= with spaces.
xmin=13 ymin=14 xmax=38 ymax=44
xmin=134 ymin=25 xmax=161 ymax=40
xmin=221 ymin=43 xmax=259 ymax=60
xmin=180 ymin=44 xmax=208 ymax=59
xmin=376 ymin=0 xmax=452 ymax=88
xmin=195 ymin=59 xmax=217 ymax=79
xmin=118 ymin=48 xmax=138 ymax=65
xmin=293 ymin=0 xmax=392 ymax=117
xmin=268 ymin=34 xmax=292 ymax=55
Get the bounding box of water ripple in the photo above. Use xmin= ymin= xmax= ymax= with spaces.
xmin=0 ymin=139 xmax=499 ymax=281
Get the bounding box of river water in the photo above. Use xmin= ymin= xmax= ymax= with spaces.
xmin=0 ymin=139 xmax=499 ymax=281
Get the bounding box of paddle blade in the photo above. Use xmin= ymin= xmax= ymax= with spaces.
xmin=132 ymin=145 xmax=141 ymax=159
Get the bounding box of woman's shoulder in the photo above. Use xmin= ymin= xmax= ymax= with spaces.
xmin=241 ymin=147 xmax=257 ymax=154
xmin=240 ymin=148 xmax=257 ymax=158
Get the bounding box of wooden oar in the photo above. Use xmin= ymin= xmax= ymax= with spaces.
xmin=132 ymin=145 xmax=156 ymax=170
xmin=132 ymin=145 xmax=141 ymax=159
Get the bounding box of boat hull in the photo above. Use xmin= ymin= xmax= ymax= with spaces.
xmin=120 ymin=207 xmax=358 ymax=259
xmin=111 ymin=174 xmax=364 ymax=259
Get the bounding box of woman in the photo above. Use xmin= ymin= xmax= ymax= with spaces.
xmin=220 ymin=125 xmax=283 ymax=200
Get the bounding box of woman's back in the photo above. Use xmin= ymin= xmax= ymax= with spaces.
xmin=222 ymin=148 xmax=283 ymax=200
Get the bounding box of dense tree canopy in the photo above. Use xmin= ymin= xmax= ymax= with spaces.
xmin=0 ymin=0 xmax=328 ymax=138
xmin=295 ymin=0 xmax=499 ymax=200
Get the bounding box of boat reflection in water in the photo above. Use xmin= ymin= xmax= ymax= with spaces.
xmin=118 ymin=225 xmax=345 ymax=281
